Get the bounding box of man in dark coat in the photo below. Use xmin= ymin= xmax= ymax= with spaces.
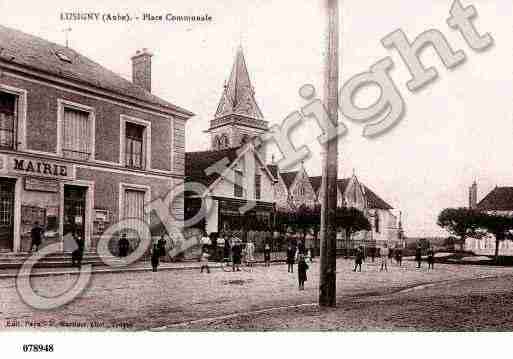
xmin=415 ymin=245 xmax=422 ymax=269
xmin=231 ymin=240 xmax=242 ymax=272
xmin=71 ymin=233 xmax=84 ymax=267
xmin=395 ymin=247 xmax=403 ymax=267
xmin=157 ymin=235 xmax=167 ymax=257
xmin=353 ymin=247 xmax=364 ymax=272
xmin=118 ymin=234 xmax=129 ymax=257
xmin=297 ymin=254 xmax=309 ymax=290
xmin=151 ymin=243 xmax=160 ymax=272
xmin=427 ymin=247 xmax=435 ymax=270
xmin=30 ymin=221 xmax=43 ymax=252
xmin=286 ymin=244 xmax=295 ymax=273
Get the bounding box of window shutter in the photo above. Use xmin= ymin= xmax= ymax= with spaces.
xmin=63 ymin=108 xmax=90 ymax=160
xmin=124 ymin=189 xmax=146 ymax=239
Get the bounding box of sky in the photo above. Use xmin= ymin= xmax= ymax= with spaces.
xmin=0 ymin=0 xmax=511 ymax=237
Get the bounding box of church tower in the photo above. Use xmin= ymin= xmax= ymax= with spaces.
xmin=207 ymin=47 xmax=269 ymax=159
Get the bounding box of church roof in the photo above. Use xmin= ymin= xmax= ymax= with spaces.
xmin=0 ymin=24 xmax=193 ymax=118
xmin=214 ymin=47 xmax=264 ymax=120
xmin=477 ymin=186 xmax=513 ymax=211
xmin=308 ymin=176 xmax=393 ymax=210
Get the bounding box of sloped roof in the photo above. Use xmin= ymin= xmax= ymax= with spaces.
xmin=362 ymin=185 xmax=393 ymax=210
xmin=308 ymin=176 xmax=393 ymax=210
xmin=214 ymin=47 xmax=264 ymax=120
xmin=185 ymin=147 xmax=240 ymax=188
xmin=281 ymin=171 xmax=298 ymax=190
xmin=337 ymin=178 xmax=351 ymax=194
xmin=477 ymin=186 xmax=513 ymax=211
xmin=0 ymin=24 xmax=193 ymax=118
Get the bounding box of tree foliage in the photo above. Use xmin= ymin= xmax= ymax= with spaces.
xmin=335 ymin=207 xmax=371 ymax=236
xmin=437 ymin=208 xmax=485 ymax=245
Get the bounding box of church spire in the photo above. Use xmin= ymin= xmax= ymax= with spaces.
xmin=214 ymin=47 xmax=264 ymax=120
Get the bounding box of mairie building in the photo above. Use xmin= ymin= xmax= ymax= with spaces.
xmin=0 ymin=25 xmax=193 ymax=253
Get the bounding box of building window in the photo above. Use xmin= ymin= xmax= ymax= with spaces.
xmin=374 ymin=213 xmax=380 ymax=233
xmin=234 ymin=170 xmax=243 ymax=198
xmin=124 ymin=188 xmax=146 ymax=238
xmin=63 ymin=107 xmax=92 ymax=160
xmin=0 ymin=92 xmax=17 ymax=149
xmin=125 ymin=122 xmax=145 ymax=169
xmin=255 ymin=174 xmax=261 ymax=200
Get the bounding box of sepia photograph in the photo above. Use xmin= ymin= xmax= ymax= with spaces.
xmin=0 ymin=0 xmax=511 ymax=357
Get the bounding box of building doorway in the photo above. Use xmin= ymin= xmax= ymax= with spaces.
xmin=63 ymin=185 xmax=86 ymax=246
xmin=0 ymin=178 xmax=15 ymax=252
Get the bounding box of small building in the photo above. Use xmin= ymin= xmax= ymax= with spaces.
xmin=0 ymin=25 xmax=193 ymax=253
xmin=465 ymin=183 xmax=513 ymax=255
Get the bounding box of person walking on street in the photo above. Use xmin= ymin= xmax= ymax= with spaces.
xmin=427 ymin=246 xmax=435 ymax=270
xmin=297 ymin=254 xmax=309 ymax=290
xmin=380 ymin=244 xmax=389 ymax=272
xmin=415 ymin=245 xmax=422 ymax=269
xmin=30 ymin=221 xmax=44 ymax=253
xmin=353 ymin=246 xmax=364 ymax=272
xmin=264 ymin=243 xmax=271 ymax=267
xmin=232 ymin=239 xmax=242 ymax=272
xmin=200 ymin=249 xmax=210 ymax=273
xmin=151 ymin=243 xmax=160 ymax=272
xmin=395 ymin=246 xmax=403 ymax=267
xmin=287 ymin=244 xmax=295 ymax=273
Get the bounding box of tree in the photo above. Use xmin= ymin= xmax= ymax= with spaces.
xmin=478 ymin=213 xmax=513 ymax=263
xmin=335 ymin=207 xmax=371 ymax=255
xmin=437 ymin=208 xmax=484 ymax=251
xmin=292 ymin=204 xmax=321 ymax=242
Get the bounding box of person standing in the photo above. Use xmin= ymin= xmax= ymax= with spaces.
xmin=246 ymin=240 xmax=255 ymax=268
xmin=380 ymin=244 xmax=389 ymax=272
xmin=222 ymin=233 xmax=231 ymax=263
xmin=297 ymin=254 xmax=309 ymax=290
xmin=200 ymin=249 xmax=210 ymax=273
xmin=286 ymin=244 xmax=295 ymax=273
xmin=232 ymin=239 xmax=242 ymax=272
xmin=427 ymin=246 xmax=435 ymax=270
xmin=30 ymin=221 xmax=44 ymax=253
xmin=118 ymin=233 xmax=129 ymax=257
xmin=395 ymin=246 xmax=403 ymax=267
xmin=415 ymin=245 xmax=422 ymax=269
xmin=158 ymin=235 xmax=167 ymax=257
xmin=151 ymin=243 xmax=160 ymax=272
xmin=264 ymin=243 xmax=271 ymax=267
xmin=353 ymin=246 xmax=363 ymax=272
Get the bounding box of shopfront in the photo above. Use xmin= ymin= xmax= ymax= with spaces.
xmin=0 ymin=153 xmax=91 ymax=253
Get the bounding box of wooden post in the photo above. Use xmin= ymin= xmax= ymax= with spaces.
xmin=319 ymin=0 xmax=339 ymax=308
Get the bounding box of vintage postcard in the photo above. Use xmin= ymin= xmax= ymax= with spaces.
xmin=0 ymin=0 xmax=511 ymax=356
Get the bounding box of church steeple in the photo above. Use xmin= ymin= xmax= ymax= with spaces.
xmin=208 ymin=47 xmax=268 ymax=159
xmin=214 ymin=47 xmax=264 ymax=120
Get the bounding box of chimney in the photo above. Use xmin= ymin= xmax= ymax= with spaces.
xmin=469 ymin=181 xmax=477 ymax=209
xmin=131 ymin=48 xmax=153 ymax=92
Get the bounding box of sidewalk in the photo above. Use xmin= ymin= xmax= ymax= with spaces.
xmin=0 ymin=258 xmax=286 ymax=279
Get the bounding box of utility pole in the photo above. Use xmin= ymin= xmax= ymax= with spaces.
xmin=319 ymin=0 xmax=339 ymax=307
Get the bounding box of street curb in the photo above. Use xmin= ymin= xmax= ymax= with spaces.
xmin=0 ymin=260 xmax=287 ymax=279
